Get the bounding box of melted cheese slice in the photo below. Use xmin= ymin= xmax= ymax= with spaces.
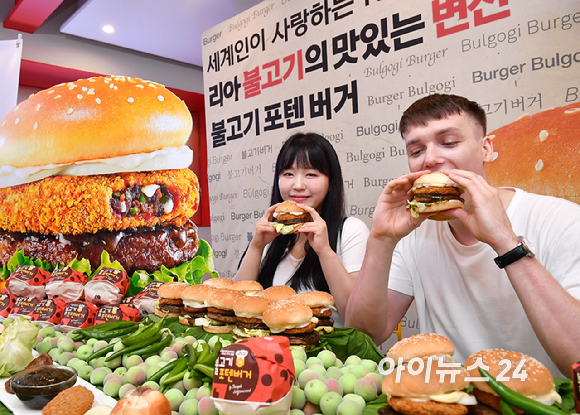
xmin=529 ymin=390 xmax=562 ymax=406
xmin=401 ymin=391 xmax=476 ymax=405
xmin=0 ymin=145 xmax=193 ymax=188
xmin=268 ymin=317 xmax=319 ymax=333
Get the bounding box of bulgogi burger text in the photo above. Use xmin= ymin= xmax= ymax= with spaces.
xmin=0 ymin=76 xmax=200 ymax=275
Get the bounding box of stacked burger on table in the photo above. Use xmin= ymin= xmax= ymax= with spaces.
xmin=155 ymin=277 xmax=337 ymax=350
xmin=0 ymin=75 xmax=201 ymax=330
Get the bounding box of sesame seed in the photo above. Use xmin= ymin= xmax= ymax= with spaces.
xmin=564 ymin=108 xmax=580 ymax=114
xmin=109 ymin=83 xmax=115 ymax=89
xmin=67 ymin=109 xmax=74 ymax=114
xmin=14 ymin=118 xmax=19 ymax=125
xmin=68 ymin=83 xmax=77 ymax=90
xmin=89 ymin=79 xmax=96 ymax=82
xmin=54 ymin=95 xmax=61 ymax=99
xmin=535 ymin=159 xmax=544 ymax=171
xmin=539 ymin=130 xmax=549 ymax=142
xmin=77 ymin=94 xmax=83 ymax=99
xmin=47 ymin=90 xmax=55 ymax=94
xmin=136 ymin=84 xmax=144 ymax=89
xmin=82 ymin=87 xmax=87 ymax=92
xmin=517 ymin=113 xmax=530 ymax=120
xmin=127 ymin=97 xmax=134 ymax=103
xmin=29 ymin=93 xmax=35 ymax=98
xmin=13 ymin=106 xmax=18 ymax=112
xmin=492 ymin=152 xmax=499 ymax=161
xmin=1 ymin=120 xmax=5 ymax=127
xmin=149 ymin=83 xmax=157 ymax=88
xmin=104 ymin=80 xmax=110 ymax=84
xmin=114 ymin=85 xmax=118 ymax=90
xmin=158 ymin=95 xmax=165 ymax=102
xmin=87 ymin=89 xmax=95 ymax=95
xmin=96 ymin=98 xmax=101 ymax=104
xmin=36 ymin=104 xmax=41 ymax=111
xmin=34 ymin=122 xmax=38 ymax=130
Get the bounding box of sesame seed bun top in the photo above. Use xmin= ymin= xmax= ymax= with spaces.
xmin=382 ymin=357 xmax=470 ymax=397
xmin=0 ymin=76 xmax=193 ymax=170
xmin=292 ymin=291 xmax=334 ymax=308
xmin=181 ymin=283 xmax=216 ymax=302
xmin=157 ymin=282 xmax=189 ymax=299
xmin=262 ymin=299 xmax=313 ymax=331
xmin=230 ymin=280 xmax=264 ymax=295
xmin=465 ymin=349 xmax=555 ymax=397
xmin=387 ymin=333 xmax=455 ymax=363
xmin=258 ymin=285 xmax=297 ymax=302
xmin=486 ymin=101 xmax=580 ymax=204
xmin=233 ymin=295 xmax=272 ymax=318
xmin=203 ymin=278 xmax=235 ymax=289
xmin=205 ymin=288 xmax=244 ymax=310
xmin=412 ymin=172 xmax=463 ymax=191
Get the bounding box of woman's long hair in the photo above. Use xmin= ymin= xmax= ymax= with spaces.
xmin=258 ymin=132 xmax=346 ymax=292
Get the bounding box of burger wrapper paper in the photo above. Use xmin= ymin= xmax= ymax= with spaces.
xmin=9 ymin=296 xmax=42 ymax=320
xmin=133 ymin=281 xmax=164 ymax=314
xmin=211 ymin=336 xmax=295 ymax=415
xmin=31 ymin=298 xmax=67 ymax=327
xmin=6 ymin=265 xmax=50 ymax=298
xmin=45 ymin=267 xmax=87 ymax=302
xmin=60 ymin=300 xmax=98 ymax=332
xmin=95 ymin=304 xmax=140 ymax=324
xmin=0 ymin=292 xmax=16 ymax=319
xmin=84 ymin=267 xmax=129 ymax=305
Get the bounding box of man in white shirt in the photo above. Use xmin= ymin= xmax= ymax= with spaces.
xmin=345 ymin=94 xmax=580 ymax=378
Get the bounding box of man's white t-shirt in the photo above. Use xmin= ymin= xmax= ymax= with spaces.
xmin=389 ymin=188 xmax=580 ymax=378
xmin=269 ymin=216 xmax=370 ymax=327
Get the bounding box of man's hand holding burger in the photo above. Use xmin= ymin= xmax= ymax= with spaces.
xmin=444 ymin=169 xmax=518 ymax=254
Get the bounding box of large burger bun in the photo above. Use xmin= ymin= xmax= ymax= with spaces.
xmin=407 ymin=172 xmax=465 ymax=221
xmin=486 ymin=102 xmax=580 ymax=204
xmin=230 ymin=280 xmax=264 ymax=296
xmin=465 ymin=349 xmax=560 ymax=411
xmin=258 ymin=285 xmax=297 ymax=302
xmin=382 ymin=357 xmax=476 ymax=414
xmin=387 ymin=333 xmax=455 ymax=365
xmin=272 ymin=200 xmax=312 ymax=234
xmin=179 ymin=284 xmax=216 ymax=327
xmin=201 ymin=288 xmax=244 ymax=334
xmin=203 ymin=277 xmax=235 ymax=289
xmin=263 ymin=299 xmax=320 ymax=350
xmin=0 ymin=76 xmax=201 ymax=277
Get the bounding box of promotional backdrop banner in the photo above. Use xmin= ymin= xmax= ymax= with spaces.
xmin=202 ymin=0 xmax=580 ymax=346
xmin=0 ymin=38 xmax=22 ymax=120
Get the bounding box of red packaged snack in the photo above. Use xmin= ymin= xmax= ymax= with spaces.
xmin=133 ymin=281 xmax=165 ymax=314
xmin=0 ymin=292 xmax=16 ymax=320
xmin=9 ymin=296 xmax=42 ymax=320
xmin=212 ymin=337 xmax=295 ymax=415
xmin=95 ymin=304 xmax=140 ymax=324
xmin=84 ymin=268 xmax=129 ymax=305
xmin=31 ymin=298 xmax=67 ymax=327
xmin=60 ymin=300 xmax=98 ymax=332
xmin=45 ymin=267 xmax=88 ymax=302
xmin=6 ymin=265 xmax=50 ymax=298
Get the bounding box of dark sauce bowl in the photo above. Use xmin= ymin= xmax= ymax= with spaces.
xmin=10 ymin=365 xmax=77 ymax=409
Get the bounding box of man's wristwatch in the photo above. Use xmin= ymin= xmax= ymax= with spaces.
xmin=494 ymin=236 xmax=535 ymax=269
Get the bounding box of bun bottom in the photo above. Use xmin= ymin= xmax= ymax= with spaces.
xmin=178 ymin=316 xmax=194 ymax=327
xmin=155 ymin=309 xmax=180 ymax=319
xmin=203 ymin=325 xmax=234 ymax=334
xmin=421 ymin=200 xmax=464 ymax=221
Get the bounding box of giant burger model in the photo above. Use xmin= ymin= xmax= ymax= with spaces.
xmin=0 ymin=76 xmax=200 ymax=275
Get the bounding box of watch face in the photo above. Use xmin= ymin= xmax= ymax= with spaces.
xmin=520 ymin=237 xmax=535 ymax=256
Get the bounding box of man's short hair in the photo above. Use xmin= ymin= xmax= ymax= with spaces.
xmin=399 ymin=94 xmax=487 ymax=137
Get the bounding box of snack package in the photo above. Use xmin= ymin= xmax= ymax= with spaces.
xmin=45 ymin=267 xmax=88 ymax=302
xmin=95 ymin=304 xmax=140 ymax=324
xmin=9 ymin=296 xmax=42 ymax=320
xmin=30 ymin=298 xmax=67 ymax=327
xmin=0 ymin=291 xmax=16 ymax=320
xmin=120 ymin=296 xmax=136 ymax=307
xmin=6 ymin=265 xmax=50 ymax=298
xmin=212 ymin=336 xmax=295 ymax=415
xmin=133 ymin=281 xmax=164 ymax=314
xmin=84 ymin=268 xmax=129 ymax=305
xmin=60 ymin=300 xmax=99 ymax=332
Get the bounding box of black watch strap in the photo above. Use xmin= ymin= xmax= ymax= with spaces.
xmin=494 ymin=236 xmax=534 ymax=269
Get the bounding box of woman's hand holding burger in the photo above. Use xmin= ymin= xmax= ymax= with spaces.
xmin=250 ymin=204 xmax=280 ymax=250
xmin=294 ymin=204 xmax=332 ymax=257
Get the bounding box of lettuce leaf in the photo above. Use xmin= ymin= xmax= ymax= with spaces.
xmin=307 ymin=327 xmax=385 ymax=364
xmin=553 ymin=377 xmax=575 ymax=414
xmin=0 ymin=317 xmax=39 ymax=376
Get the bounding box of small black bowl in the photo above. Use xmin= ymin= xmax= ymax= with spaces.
xmin=10 ymin=365 xmax=77 ymax=409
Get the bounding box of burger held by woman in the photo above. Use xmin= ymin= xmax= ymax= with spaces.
xmin=233 ymin=132 xmax=370 ymax=327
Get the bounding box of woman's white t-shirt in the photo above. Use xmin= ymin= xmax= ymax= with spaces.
xmin=267 ymin=216 xmax=370 ymax=327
